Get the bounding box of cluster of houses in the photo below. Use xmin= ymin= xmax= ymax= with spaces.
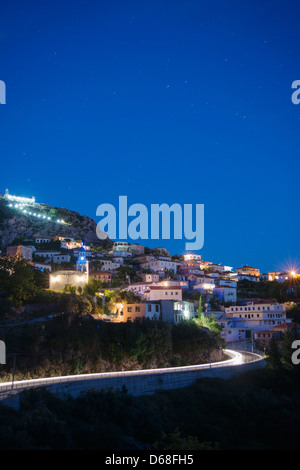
xmin=4 ymin=236 xmax=298 ymax=347
xmin=215 ymin=301 xmax=294 ymax=347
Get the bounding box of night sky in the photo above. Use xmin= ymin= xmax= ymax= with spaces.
xmin=1 ymin=0 xmax=300 ymax=272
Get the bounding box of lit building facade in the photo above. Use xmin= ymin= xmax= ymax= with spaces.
xmin=236 ymin=265 xmax=260 ymax=277
xmin=50 ymin=270 xmax=88 ymax=291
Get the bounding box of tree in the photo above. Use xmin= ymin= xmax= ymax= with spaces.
xmin=198 ymin=295 xmax=203 ymax=320
xmin=111 ymin=289 xmax=141 ymax=305
xmin=64 ymin=285 xmax=76 ymax=294
xmin=154 ymin=430 xmax=217 ymax=450
xmin=267 ymin=336 xmax=282 ymax=369
xmin=62 ymin=293 xmax=81 ymax=326
xmin=0 ymin=257 xmax=38 ymax=306
xmin=90 ymin=259 xmax=104 ymax=271
xmin=83 ymin=278 xmax=102 ymax=296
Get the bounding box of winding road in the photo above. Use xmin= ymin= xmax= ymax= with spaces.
xmin=0 ymin=349 xmax=265 ymax=404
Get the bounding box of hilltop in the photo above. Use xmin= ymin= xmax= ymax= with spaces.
xmin=0 ymin=197 xmax=111 ymax=248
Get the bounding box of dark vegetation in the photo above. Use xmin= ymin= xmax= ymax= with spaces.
xmin=0 ymin=316 xmax=222 ymax=382
xmin=1 ymin=335 xmax=300 ymax=450
xmin=237 ymin=278 xmax=300 ymax=303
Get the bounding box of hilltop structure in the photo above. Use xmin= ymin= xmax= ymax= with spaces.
xmin=3 ymin=188 xmax=35 ymax=204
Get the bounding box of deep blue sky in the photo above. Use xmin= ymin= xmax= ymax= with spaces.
xmin=1 ymin=0 xmax=300 ymax=272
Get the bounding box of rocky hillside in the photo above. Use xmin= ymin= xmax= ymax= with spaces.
xmin=0 ymin=198 xmax=111 ymax=248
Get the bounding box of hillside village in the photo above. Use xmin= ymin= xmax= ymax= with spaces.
xmin=1 ymin=189 xmax=299 ymax=350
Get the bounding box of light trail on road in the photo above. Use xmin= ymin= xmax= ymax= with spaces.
xmin=0 ymin=349 xmax=263 ymax=396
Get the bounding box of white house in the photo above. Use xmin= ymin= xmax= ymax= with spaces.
xmin=33 ymin=262 xmax=52 ymax=272
xmin=127 ymin=282 xmax=153 ymax=297
xmin=34 ymin=250 xmax=61 ymax=260
xmin=144 ymin=285 xmax=182 ymax=301
xmin=141 ymin=259 xmax=178 ymax=275
xmin=215 ymin=278 xmax=237 ymax=288
xmin=52 ymin=253 xmax=71 ymax=264
xmin=127 ymin=283 xmax=183 ymax=301
xmin=217 ymin=302 xmax=291 ymax=343
xmin=100 ymin=259 xmax=121 ymax=271
xmin=213 ymin=285 xmax=237 ymax=303
xmin=232 ymin=273 xmax=260 ymax=283
xmin=60 ymin=239 xmax=81 ymax=250
xmin=113 ymin=241 xmax=130 ymax=252
xmin=34 ymin=235 xmax=52 ymax=244
xmin=225 ymin=302 xmax=287 ymax=324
